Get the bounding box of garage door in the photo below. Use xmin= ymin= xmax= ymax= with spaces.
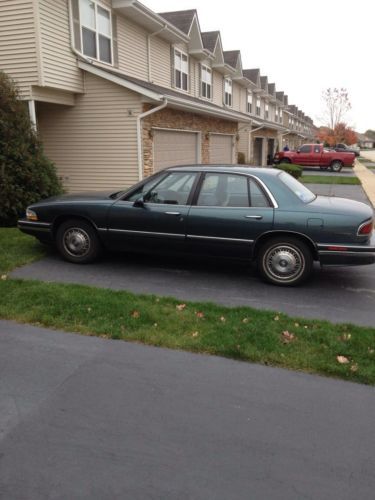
xmin=209 ymin=134 xmax=234 ymax=164
xmin=153 ymin=130 xmax=198 ymax=171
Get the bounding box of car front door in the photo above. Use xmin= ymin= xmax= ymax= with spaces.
xmin=295 ymin=145 xmax=312 ymax=165
xmin=107 ymin=171 xmax=197 ymax=253
xmin=186 ymin=172 xmax=274 ymax=259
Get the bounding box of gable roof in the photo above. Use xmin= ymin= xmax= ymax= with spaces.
xmin=158 ymin=9 xmax=197 ymax=35
xmin=223 ymin=50 xmax=240 ymax=69
xmin=242 ymin=69 xmax=260 ymax=86
xmin=276 ymin=91 xmax=284 ymax=102
xmin=260 ymin=76 xmax=268 ymax=92
xmin=201 ymin=31 xmax=220 ymax=53
xmin=268 ymin=83 xmax=276 ymax=96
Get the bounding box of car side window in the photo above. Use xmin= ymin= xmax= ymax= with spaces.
xmin=144 ymin=172 xmax=196 ymax=205
xmin=313 ymin=146 xmax=321 ymax=153
xmin=197 ymin=173 xmax=249 ymax=207
xmin=249 ymin=179 xmax=270 ymax=207
xmin=299 ymin=145 xmax=311 ymax=153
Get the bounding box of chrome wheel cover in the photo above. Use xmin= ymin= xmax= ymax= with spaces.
xmin=263 ymin=244 xmax=305 ymax=282
xmin=63 ymin=227 xmax=90 ymax=257
xmin=331 ymin=162 xmax=341 ymax=172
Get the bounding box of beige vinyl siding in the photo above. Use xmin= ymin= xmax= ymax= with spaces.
xmin=191 ymin=59 xmax=200 ymax=98
xmin=232 ymin=82 xmax=241 ymax=112
xmin=38 ymin=0 xmax=83 ymax=93
xmin=0 ymin=0 xmax=38 ymax=97
xmin=37 ymin=72 xmax=142 ymax=192
xmin=150 ymin=36 xmax=170 ymax=87
xmin=212 ymin=71 xmax=223 ymax=106
xmin=238 ymin=130 xmax=250 ymax=162
xmin=31 ymin=85 xmax=75 ymax=106
xmin=117 ymin=15 xmax=148 ymax=80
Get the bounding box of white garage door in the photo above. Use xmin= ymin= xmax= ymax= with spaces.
xmin=153 ymin=130 xmax=199 ymax=171
xmin=209 ymin=134 xmax=234 ymax=164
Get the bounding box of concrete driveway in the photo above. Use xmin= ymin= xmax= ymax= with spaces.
xmin=1 ymin=320 xmax=374 ymax=500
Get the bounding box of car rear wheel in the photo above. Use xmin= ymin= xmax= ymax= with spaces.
xmin=330 ymin=161 xmax=343 ymax=173
xmin=56 ymin=219 xmax=101 ymax=264
xmin=258 ymin=236 xmax=313 ymax=286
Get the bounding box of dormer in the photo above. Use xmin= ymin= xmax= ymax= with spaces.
xmin=276 ymin=91 xmax=285 ymax=107
xmin=283 ymin=95 xmax=289 ymax=107
xmin=268 ymin=83 xmax=277 ymax=103
xmin=158 ymin=9 xmax=211 ymax=61
xmin=243 ymin=69 xmax=262 ymax=93
xmin=112 ymin=1 xmax=189 ymax=43
xmin=260 ymin=76 xmax=268 ymax=97
xmin=224 ymin=51 xmax=248 ymax=87
xmin=210 ymin=33 xmax=235 ymax=75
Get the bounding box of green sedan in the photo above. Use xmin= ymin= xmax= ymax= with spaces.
xmin=18 ymin=166 xmax=375 ymax=286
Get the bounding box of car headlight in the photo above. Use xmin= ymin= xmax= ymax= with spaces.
xmin=26 ymin=209 xmax=38 ymax=221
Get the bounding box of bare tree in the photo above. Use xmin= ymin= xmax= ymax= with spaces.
xmin=322 ymin=88 xmax=351 ymax=130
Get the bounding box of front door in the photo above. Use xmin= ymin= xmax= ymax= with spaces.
xmin=107 ymin=171 xmax=198 ymax=253
xmin=186 ymin=172 xmax=274 ymax=259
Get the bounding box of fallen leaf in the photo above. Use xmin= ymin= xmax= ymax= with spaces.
xmin=281 ymin=331 xmax=295 ymax=343
xmin=339 ymin=333 xmax=352 ymax=342
xmin=368 ymin=348 xmax=374 ymax=354
xmin=87 ymin=307 xmax=92 ymax=312
xmin=337 ymin=355 xmax=350 ymax=364
xmin=304 ymin=325 xmax=308 ymax=329
xmin=274 ymin=315 xmax=280 ymax=321
xmin=131 ymin=310 xmax=140 ymax=319
xmin=155 ymin=298 xmax=160 ymax=303
xmin=195 ymin=311 xmax=204 ymax=318
xmin=350 ymin=363 xmax=358 ymax=372
xmin=220 ymin=316 xmax=226 ymax=322
xmin=192 ymin=331 xmax=199 ymax=337
xmin=176 ymin=303 xmax=186 ymax=311
xmin=242 ymin=318 xmax=249 ymax=323
xmin=294 ymin=323 xmax=299 ymax=327
xmin=1 ymin=274 xmax=7 ymax=280
xmin=153 ymin=323 xmax=158 ymax=328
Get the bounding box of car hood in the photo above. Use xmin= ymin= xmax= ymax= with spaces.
xmin=308 ymin=196 xmax=373 ymax=218
xmin=34 ymin=190 xmax=121 ymax=204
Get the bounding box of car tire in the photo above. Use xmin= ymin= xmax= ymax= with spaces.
xmin=330 ymin=161 xmax=343 ymax=173
xmin=56 ymin=219 xmax=101 ymax=264
xmin=258 ymin=236 xmax=313 ymax=286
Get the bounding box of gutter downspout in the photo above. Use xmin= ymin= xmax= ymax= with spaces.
xmin=137 ymin=98 xmax=168 ymax=181
xmin=147 ymin=26 xmax=168 ymax=82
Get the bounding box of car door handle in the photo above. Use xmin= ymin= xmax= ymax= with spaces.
xmin=244 ymin=215 xmax=263 ymax=220
xmin=165 ymin=211 xmax=181 ymax=216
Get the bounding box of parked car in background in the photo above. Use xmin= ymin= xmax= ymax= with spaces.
xmin=274 ymin=144 xmax=355 ymax=172
xmin=334 ymin=143 xmax=360 ymax=157
xmin=18 ymin=166 xmax=375 ymax=287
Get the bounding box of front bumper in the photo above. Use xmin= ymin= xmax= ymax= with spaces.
xmin=18 ymin=219 xmax=53 ymax=242
xmin=317 ymin=234 xmax=375 ymax=266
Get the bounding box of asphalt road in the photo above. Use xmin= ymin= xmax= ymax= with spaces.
xmin=1 ymin=320 xmax=374 ymax=500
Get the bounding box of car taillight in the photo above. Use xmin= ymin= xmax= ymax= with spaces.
xmin=357 ymin=219 xmax=373 ymax=235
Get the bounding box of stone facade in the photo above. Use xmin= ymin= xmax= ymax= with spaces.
xmin=142 ymin=104 xmax=238 ymax=176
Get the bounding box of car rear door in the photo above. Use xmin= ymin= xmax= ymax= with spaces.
xmin=186 ymin=172 xmax=274 ymax=259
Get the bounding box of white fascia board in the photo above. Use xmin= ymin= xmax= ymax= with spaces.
xmin=78 ymin=61 xmax=163 ymax=101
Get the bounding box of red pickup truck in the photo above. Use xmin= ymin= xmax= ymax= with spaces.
xmin=274 ymin=144 xmax=355 ymax=172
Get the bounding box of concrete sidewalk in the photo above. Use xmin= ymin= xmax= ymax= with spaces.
xmin=353 ymin=157 xmax=375 ymax=207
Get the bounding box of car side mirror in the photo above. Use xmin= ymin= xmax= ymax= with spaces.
xmin=297 ymin=149 xmax=301 ymax=153
xmin=133 ymin=197 xmax=145 ymax=208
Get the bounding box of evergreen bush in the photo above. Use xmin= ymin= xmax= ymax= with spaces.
xmin=0 ymin=72 xmax=62 ymax=226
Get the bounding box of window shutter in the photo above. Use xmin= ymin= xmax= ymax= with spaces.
xmin=71 ymin=0 xmax=81 ymax=52
xmin=170 ymin=46 xmax=175 ymax=87
xmin=112 ymin=14 xmax=119 ymax=67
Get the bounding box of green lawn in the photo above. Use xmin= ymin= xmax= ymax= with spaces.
xmin=301 ymin=175 xmax=361 ymax=185
xmin=1 ymin=229 xmax=374 ymax=385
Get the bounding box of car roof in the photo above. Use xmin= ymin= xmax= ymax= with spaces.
xmin=165 ymin=164 xmax=281 ymax=177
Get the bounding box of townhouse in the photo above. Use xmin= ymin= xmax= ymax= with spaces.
xmin=0 ymin=0 xmax=315 ymax=192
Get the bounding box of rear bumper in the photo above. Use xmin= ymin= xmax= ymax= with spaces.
xmin=317 ymin=235 xmax=375 ymax=266
xmin=18 ymin=219 xmax=53 ymax=241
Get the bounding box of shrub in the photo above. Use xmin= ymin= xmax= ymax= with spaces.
xmin=237 ymin=152 xmax=245 ymax=164
xmin=0 ymin=72 xmax=62 ymax=226
xmin=274 ymin=163 xmax=303 ymax=179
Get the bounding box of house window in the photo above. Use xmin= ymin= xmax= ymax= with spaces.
xmin=265 ymin=103 xmax=269 ymax=120
xmin=256 ymin=97 xmax=261 ymax=116
xmin=174 ymin=49 xmax=188 ymax=91
xmin=224 ymin=78 xmax=232 ymax=107
xmin=79 ymin=0 xmax=112 ymax=64
xmin=279 ymin=109 xmax=283 ymax=123
xmin=201 ymin=65 xmax=212 ymax=99
xmin=247 ymin=92 xmax=252 ymax=114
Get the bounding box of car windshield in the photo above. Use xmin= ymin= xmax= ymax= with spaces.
xmin=278 ymin=171 xmax=316 ymax=203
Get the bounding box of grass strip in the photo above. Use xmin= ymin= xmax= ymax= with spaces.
xmin=0 ymin=228 xmax=46 ymax=274
xmin=0 ymin=278 xmax=374 ymax=385
xmin=301 ymin=175 xmax=361 ymax=185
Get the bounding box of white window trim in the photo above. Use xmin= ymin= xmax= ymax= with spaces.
xmin=79 ymin=0 xmax=113 ymax=66
xmin=247 ymin=92 xmax=252 ymax=114
xmin=200 ymin=64 xmax=212 ymax=101
xmin=256 ymin=96 xmax=261 ymax=117
xmin=224 ymin=78 xmax=232 ymax=108
xmin=174 ymin=48 xmax=189 ymax=93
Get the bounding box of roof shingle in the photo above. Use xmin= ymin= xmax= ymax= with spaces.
xmin=158 ymin=10 xmax=196 ymax=35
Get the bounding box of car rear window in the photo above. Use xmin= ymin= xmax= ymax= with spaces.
xmin=278 ymin=171 xmax=316 ymax=203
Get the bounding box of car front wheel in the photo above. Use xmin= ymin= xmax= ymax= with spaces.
xmin=258 ymin=237 xmax=313 ymax=286
xmin=56 ymin=219 xmax=101 ymax=264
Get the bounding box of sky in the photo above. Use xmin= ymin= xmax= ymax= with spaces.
xmin=144 ymin=0 xmax=375 ymax=132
